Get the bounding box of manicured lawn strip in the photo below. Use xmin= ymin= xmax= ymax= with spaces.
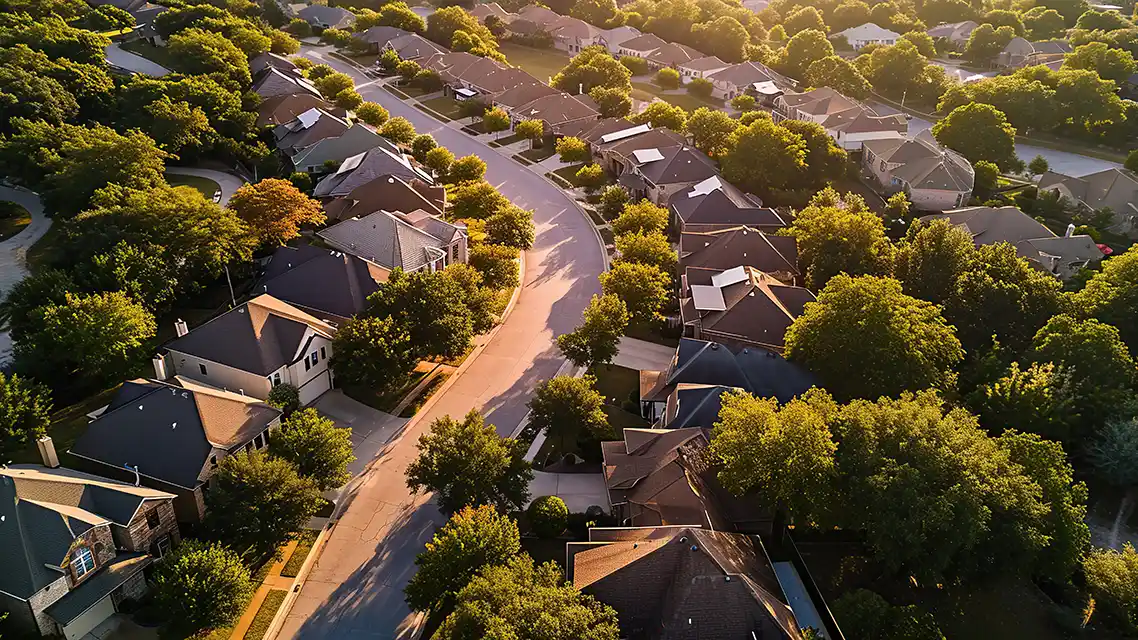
xmin=399 ymin=372 xmax=449 ymax=418
xmin=499 ymin=42 xmax=569 ymax=83
xmin=419 ymin=96 xmax=464 ymax=120
xmin=631 ymin=82 xmax=723 ymax=112
xmin=511 ymin=154 xmax=534 ymax=165
xmin=552 ymin=163 xmax=589 ymax=187
xmin=345 ymin=371 xmax=429 ymax=413
xmin=0 ymin=203 xmax=31 ymax=241
xmin=519 ymin=146 xmax=555 ymax=162
xmin=383 ymin=84 xmax=411 ymax=99
xmin=242 ymin=590 xmax=287 ymax=640
xmin=584 ymin=207 xmax=606 ymax=226
xmin=488 ymin=132 xmax=525 ymax=147
xmin=545 ymin=172 xmax=572 ymax=188
xmin=281 ymin=530 xmax=320 ymax=578
xmin=413 ymin=103 xmax=452 ymax=122
xmin=599 ymin=227 xmax=615 ymax=247
xmin=168 ymin=174 xmax=222 ymax=199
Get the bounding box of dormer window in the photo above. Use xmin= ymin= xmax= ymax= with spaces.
xmin=72 ymin=546 xmax=95 ymax=579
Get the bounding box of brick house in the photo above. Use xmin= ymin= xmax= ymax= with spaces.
xmin=0 ymin=459 xmax=179 ymax=640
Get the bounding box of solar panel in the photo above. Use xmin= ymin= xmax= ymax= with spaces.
xmin=297 ymin=108 xmax=321 ymax=129
xmin=632 ymin=148 xmax=665 ymax=164
xmin=690 ymin=285 xmax=726 ymax=311
xmin=712 ymin=266 xmax=749 ymax=288
xmin=687 ymin=175 xmax=722 ymax=197
xmin=600 ymin=123 xmax=651 ymax=143
xmin=335 ymin=152 xmax=366 ymax=176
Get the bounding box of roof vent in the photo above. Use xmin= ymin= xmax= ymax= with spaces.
xmin=709 ymin=343 xmax=718 ymax=350
xmin=138 ymin=405 xmax=144 ymax=410
xmin=690 ymin=545 xmax=699 ymax=551
xmin=725 ymin=576 xmax=731 ymax=582
xmin=171 ymin=422 xmax=177 ymax=429
xmin=238 ymin=308 xmax=246 ymax=314
xmin=633 ymin=543 xmax=638 ymax=548
xmin=679 ymin=536 xmax=688 ymax=543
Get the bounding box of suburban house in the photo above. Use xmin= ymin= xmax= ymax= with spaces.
xmin=677 ymin=56 xmax=730 ymax=82
xmin=159 ymin=295 xmax=337 ymax=405
xmin=618 ymin=32 xmax=668 ymax=59
xmin=861 ymin=129 xmax=975 ymax=211
xmin=273 ymin=108 xmax=350 ymax=155
xmin=423 ymin=52 xmax=536 ymax=97
xmin=257 ymin=243 xmax=382 ymax=324
xmin=318 ymin=209 xmax=469 ymax=277
xmin=639 ymin=337 xmax=816 ymax=423
xmin=491 ymin=81 xmax=562 ymax=113
xmin=597 ymin=25 xmax=644 ymax=55
xmin=926 ymin=20 xmax=978 ymax=47
xmin=669 ymin=176 xmax=786 ymax=233
xmin=250 ymin=51 xmax=299 ymax=77
xmin=313 ymin=146 xmax=434 ymax=198
xmin=773 ymin=87 xmax=907 ymax=150
xmin=997 ymin=38 xmax=1071 ymax=67
xmin=1038 ymin=167 xmax=1138 ymax=236
xmin=470 ymin=2 xmax=510 ymax=21
xmin=645 ymin=42 xmax=704 ymax=69
xmin=567 ymin=526 xmax=808 ymax=640
xmin=507 ymin=92 xmax=600 ymax=133
xmin=70 ymin=377 xmax=282 ymax=522
xmin=920 ymin=206 xmax=1106 ymax=279
xmin=256 ymin=93 xmax=337 ymax=127
xmin=297 ymin=4 xmax=354 ymax=29
xmin=706 ymin=61 xmax=794 ymax=101
xmin=384 ymin=33 xmax=447 ymax=61
xmin=0 ymin=463 xmax=179 ymax=640
xmin=555 ymin=117 xmax=638 ymax=145
xmin=679 ymin=226 xmax=800 ymax=285
xmin=836 ymin=22 xmax=901 ymax=49
xmin=679 ymin=266 xmax=815 ymax=352
xmin=253 ymin=67 xmax=322 ymax=100
xmin=595 ymin=126 xmax=687 ymax=174
xmin=547 ymin=15 xmax=602 ymax=53
xmin=288 ymin=123 xmax=387 ymax=174
xmin=323 ymin=174 xmax=446 ymax=221
xmin=615 ymin=144 xmax=721 ymax=206
xmin=354 ymin=25 xmax=410 ymax=52
xmin=512 ymin=3 xmax=561 ymax=27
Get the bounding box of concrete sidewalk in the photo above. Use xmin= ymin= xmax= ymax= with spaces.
xmin=230 ymin=540 xmax=299 ymax=640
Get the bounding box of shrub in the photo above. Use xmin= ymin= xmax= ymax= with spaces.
xmin=575 ymin=163 xmax=606 ymax=191
xmin=527 ymin=495 xmax=569 ymax=538
xmin=320 ymin=28 xmax=352 ymax=47
xmin=267 ymin=383 xmax=300 ymax=415
xmin=356 ymin=102 xmax=389 ymax=126
xmin=688 ymin=77 xmax=713 ymax=99
xmin=620 ymin=55 xmax=648 ymax=75
xmin=654 ymin=67 xmax=680 ymax=89
xmin=731 ymin=94 xmax=756 ymax=111
xmin=288 ymin=171 xmax=312 ymax=192
xmin=334 ymin=88 xmax=363 ymax=110
xmin=555 ymin=136 xmax=589 ymax=163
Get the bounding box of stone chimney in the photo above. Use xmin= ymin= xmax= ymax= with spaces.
xmin=37 ymin=436 xmax=59 ymax=468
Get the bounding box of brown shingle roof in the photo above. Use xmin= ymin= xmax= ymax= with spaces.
xmin=680 ymin=267 xmax=814 ymax=351
xmin=679 ymin=226 xmax=799 ymax=282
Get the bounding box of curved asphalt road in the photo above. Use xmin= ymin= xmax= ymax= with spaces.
xmin=277 ymin=46 xmax=605 ymax=640
xmin=0 ymin=187 xmax=52 ymax=365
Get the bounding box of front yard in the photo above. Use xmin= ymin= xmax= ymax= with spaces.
xmin=417 ymin=96 xmax=464 ymax=121
xmin=631 ymin=82 xmax=725 ymax=113
xmin=500 ymin=42 xmax=569 ymax=83
xmin=168 ymin=174 xmax=222 ymax=200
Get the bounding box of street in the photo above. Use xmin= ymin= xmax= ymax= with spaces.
xmin=276 ymin=46 xmax=605 ymax=640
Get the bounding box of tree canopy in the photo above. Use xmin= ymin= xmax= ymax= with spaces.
xmin=227 ymin=178 xmax=324 ymax=246
xmin=152 ymin=540 xmax=254 ymax=633
xmin=785 ymin=188 xmax=893 ymax=290
xmin=366 ymin=268 xmax=474 ymax=360
xmin=557 ymin=294 xmax=629 ymax=368
xmin=527 ymin=376 xmax=610 ymax=459
xmin=269 ymin=408 xmax=355 ymax=491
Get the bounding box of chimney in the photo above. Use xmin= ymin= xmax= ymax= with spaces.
xmin=1065 ymin=223 xmax=1076 ymax=237
xmin=152 ymin=355 xmax=168 ymax=380
xmin=37 ymin=437 xmax=60 ymax=468
xmin=174 ymin=318 xmax=189 ymax=337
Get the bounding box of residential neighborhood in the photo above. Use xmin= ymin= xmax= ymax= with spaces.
xmin=1 ymin=0 xmax=1137 ymax=639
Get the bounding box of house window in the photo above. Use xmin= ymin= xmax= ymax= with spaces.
xmin=310 ymin=351 xmax=319 ymax=367
xmin=146 ymin=508 xmax=161 ymax=530
xmin=71 ymin=547 xmax=95 ymax=579
xmin=155 ymin=535 xmax=172 ymax=558
xmin=199 ymin=363 xmax=208 ymax=376
xmin=254 ymin=433 xmax=265 ymax=449
xmin=304 ymin=357 xmax=311 ymax=372
xmin=210 ymin=455 xmax=218 ymax=468
xmin=271 ymin=372 xmax=282 ymax=387
xmin=320 ymin=347 xmax=327 ymax=360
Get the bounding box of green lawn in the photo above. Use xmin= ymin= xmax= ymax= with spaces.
xmin=168 ymin=174 xmax=222 ymax=199
xmin=418 ymin=96 xmax=464 ymax=120
xmin=281 ymin=530 xmax=320 ymax=578
xmin=552 ymin=163 xmax=588 ymax=185
xmin=243 ymin=591 xmax=287 ymax=640
xmin=7 ymin=385 xmax=122 ymax=465
xmin=500 ymin=42 xmax=570 ymax=84
xmin=121 ymin=40 xmax=180 ymax=70
xmin=345 ymin=371 xmax=428 ymax=413
xmin=519 ymin=145 xmax=555 ymax=162
xmin=0 ymin=202 xmax=32 ymax=241
xmin=631 ymin=82 xmax=723 ymax=113
xmin=399 ymin=372 xmax=449 ymax=418
xmin=489 ymin=132 xmax=526 ymax=147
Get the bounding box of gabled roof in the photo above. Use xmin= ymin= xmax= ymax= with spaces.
xmin=601 ymin=126 xmax=687 ymax=156
xmin=250 ymin=52 xmax=298 ymax=77
xmin=313 ymin=145 xmax=430 ymax=197
xmin=387 ymin=33 xmax=447 ymax=60
xmin=0 ymin=465 xmax=174 ymax=528
xmin=780 ymin=86 xmax=858 ymax=115
xmin=680 ymin=267 xmax=814 ymax=351
xmin=599 ymin=25 xmax=643 ymax=48
xmin=555 ymin=117 xmax=635 ymax=140
xmin=568 ymin=526 xmax=801 ymax=640
xmin=664 ymin=384 xmax=736 ymax=430
xmin=708 ymin=61 xmax=793 ymax=89
xmin=926 ymin=20 xmax=978 ymax=38
xmin=323 ymin=174 xmax=445 ymax=220
xmin=679 ymin=226 xmax=799 ymax=280
xmin=670 ymin=177 xmax=785 ymax=230
xmin=289 ymin=123 xmax=386 ymax=170
xmin=635 ymin=144 xmax=719 ymax=186
xmin=1038 ymin=168 xmax=1138 ymax=213
xmin=863 ymin=129 xmax=973 ymax=192
xmin=601 ymin=428 xmax=711 ymax=527
xmin=836 ymin=22 xmax=902 ymax=41
xmin=619 ymin=32 xmax=667 ymax=52
xmin=274 ymin=108 xmax=351 ymax=153
xmin=513 ymin=3 xmax=561 ymax=27
xmin=317 ymin=209 xmax=452 ymax=273
xmin=253 ymin=67 xmax=321 ymax=100
xmin=70 ymin=378 xmax=281 ymax=490
xmin=646 ymin=42 xmax=702 ymax=66
xmin=297 ymin=4 xmax=354 ymax=28
xmin=46 ymin=553 xmax=152 ymax=625
xmin=513 ymin=92 xmax=600 ymax=126
xmin=166 ymin=295 xmax=335 ymax=376
xmin=679 ymin=55 xmax=729 ymax=72
xmin=257 ymin=243 xmax=381 ymax=322
xmin=492 ymin=80 xmax=561 ymax=108
xmin=471 ymin=2 xmax=510 ymax=21
xmin=549 ymin=15 xmax=599 ymax=41
xmin=356 ymin=25 xmax=409 ymax=45
xmin=821 ymin=104 xmax=907 ymax=134
xmin=256 ymin=93 xmax=332 ymax=127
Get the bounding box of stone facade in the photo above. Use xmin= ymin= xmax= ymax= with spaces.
xmin=68 ymin=524 xmax=117 ymax=587
xmin=113 ymin=500 xmax=180 ymax=555
xmin=25 ymin=575 xmax=71 ymax=636
xmin=112 ymin=571 xmax=149 ymax=607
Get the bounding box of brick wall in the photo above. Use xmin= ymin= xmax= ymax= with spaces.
xmin=25 ymin=575 xmax=71 ymax=636
xmin=113 ymin=500 xmax=180 ymax=553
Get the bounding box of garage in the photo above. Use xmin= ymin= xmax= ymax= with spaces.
xmin=60 ymin=595 xmax=115 ymax=640
xmin=298 ymin=370 xmax=332 ymax=405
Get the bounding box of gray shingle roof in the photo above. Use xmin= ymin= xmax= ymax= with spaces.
xmin=643 ymin=338 xmax=815 ymax=405
xmin=635 ymin=144 xmax=718 ymax=186
xmin=46 ymin=554 xmax=151 ymax=625
xmin=670 ymin=179 xmax=785 ymax=230
xmin=313 ymin=146 xmax=430 ymax=198
xmin=318 ymin=210 xmax=449 ymax=272
xmin=257 ymin=243 xmax=381 ymax=321
xmin=298 ymin=4 xmax=354 ymax=28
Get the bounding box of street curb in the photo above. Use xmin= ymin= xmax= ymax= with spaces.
xmin=264 ymin=251 xmax=525 ymax=640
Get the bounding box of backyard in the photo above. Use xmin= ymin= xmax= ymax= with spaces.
xmin=631 ymin=82 xmax=725 ymax=113
xmin=500 ymin=43 xmax=569 ymax=84
xmin=0 ymin=201 xmax=32 ymax=241
xmin=168 ymin=174 xmax=222 ymax=200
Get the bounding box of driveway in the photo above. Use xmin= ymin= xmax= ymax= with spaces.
xmin=277 ymin=46 xmax=605 ymax=640
xmin=528 ymin=470 xmax=608 ymax=514
xmin=104 ymin=43 xmax=170 ymax=77
xmin=614 ymin=337 xmax=675 ymax=372
xmin=0 ymin=186 xmax=52 ymax=365
xmin=310 ymin=390 xmax=408 ymax=479
xmin=165 ymin=166 xmax=245 ymax=206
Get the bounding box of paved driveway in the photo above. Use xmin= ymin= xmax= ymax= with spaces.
xmin=528 ymin=471 xmax=608 ymax=514
xmin=310 ymin=390 xmax=408 ymax=479
xmin=104 ymin=43 xmax=170 ymax=76
xmin=278 ymin=46 xmax=605 ymax=640
xmin=0 ymin=186 xmax=52 ymax=365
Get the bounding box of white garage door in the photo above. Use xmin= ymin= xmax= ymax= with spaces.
xmin=298 ymin=372 xmax=331 ymax=406
xmin=62 ymin=595 xmax=116 ymax=640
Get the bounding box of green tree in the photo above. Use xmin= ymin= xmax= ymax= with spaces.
xmin=932 ymin=102 xmax=1018 ymax=169
xmin=204 ymin=451 xmax=322 ymax=562
xmin=858 ymin=39 xmax=946 ymax=104
xmin=615 ymin=231 xmax=676 ymax=273
xmin=0 ymin=66 xmax=79 ymax=131
xmin=527 ymin=495 xmax=568 ymax=538
xmin=574 ymin=163 xmax=605 ymax=190
xmin=91 ymin=5 xmax=136 ymax=32
xmin=711 ymin=388 xmax=839 ymax=525
xmin=334 ymin=88 xmax=363 ymax=110
xmin=396 ymin=58 xmax=421 ymax=81
xmin=482 ymin=106 xmax=511 ymax=136
xmin=1075 ymin=7 xmax=1131 ymax=30
xmin=266 ymin=382 xmax=299 ymax=415
xmin=598 ymin=185 xmax=629 ymax=221
xmin=779 ymin=119 xmax=848 ymax=190
xmin=631 ymin=101 xmax=687 ymax=131
xmin=0 ymin=269 xmax=77 ymax=344
xmin=380 ymin=116 xmax=416 ymax=144
xmin=1126 ymin=149 xmax=1138 ymax=173
xmin=1023 ymin=6 xmax=1067 ymax=39
xmin=314 ymin=72 xmax=355 ymax=99
xmin=611 ymin=199 xmax=668 ymax=236
xmin=555 ymin=136 xmax=590 ymax=163
xmin=731 ymin=94 xmax=756 ymax=111
xmin=784 ymin=6 xmax=828 ymax=35
xmin=805 ymin=55 xmax=871 ymax=98
xmin=406 ymin=409 xmax=532 ymax=515
xmin=528 ymin=376 xmax=610 ymax=458
xmin=366 ymin=269 xmax=474 ymax=359
xmin=692 ymin=14 xmax=750 ymax=62
xmin=0 ymin=14 xmax=109 ymax=64
xmin=786 ymin=188 xmax=893 ymax=290
xmin=378 ymin=1 xmax=426 ymax=32
xmin=152 ymin=540 xmax=254 ymax=634
xmin=901 ymin=30 xmax=938 ymax=57
xmin=377 ymin=48 xmax=400 ymax=71
xmin=469 ymin=243 xmax=520 ymax=290
xmin=571 ymin=0 xmax=618 ymax=25
xmin=1084 ymin=544 xmax=1138 ymax=633
xmin=436 ymin=554 xmax=620 ymax=640
xmin=450 ymin=155 xmax=487 ymax=183
xmin=720 ymin=114 xmax=808 ymax=197
xmin=833 ymin=0 xmax=873 ymax=31
xmin=968 ymin=362 xmax=1080 ymax=442
xmin=1088 ymin=418 xmax=1138 ymax=550
xmin=687 ymin=77 xmax=714 ymax=98
xmin=589 ymin=86 xmax=633 ymax=118
xmin=515 ymin=119 xmax=544 ymax=149
xmin=449 ymin=180 xmax=508 ymax=219
xmin=484 ymin=205 xmax=535 ymax=249
xmin=411 ymin=133 xmax=438 ymax=160
xmin=1027 ymin=154 xmax=1050 ymax=175
xmin=984 ymin=8 xmax=1026 ymax=34
xmin=80 ymin=241 xmax=180 ymax=314
xmin=0 ymin=373 xmax=51 ymax=458
xmin=831 ymin=590 xmax=945 ymax=640
xmin=778 ymin=28 xmax=835 ymax=79
xmin=227 ymin=178 xmax=325 ymax=246
xmin=686 ymin=107 xmax=740 ymax=157
xmin=424 ymin=146 xmax=455 ymax=178
xmin=15 ymin=291 xmax=156 ymax=390
xmin=965 ymin=23 xmax=1017 ymax=62
xmin=404 ymin=504 xmax=521 ymax=612
xmin=167 ymin=28 xmax=251 ymax=88
xmin=1063 ymin=41 xmax=1138 ymax=85
xmin=557 ymin=294 xmax=629 ymax=368
xmin=784 ymin=275 xmax=964 ymax=401
xmin=444 ymin=264 xmax=498 ymax=334
xmin=599 ymin=261 xmax=670 ymax=325
xmin=269 ymin=408 xmax=355 ymax=491
xmin=1028 ymin=314 xmax=1136 ymax=414
xmin=1072 ymin=245 xmax=1138 ymax=352
xmin=654 ymin=66 xmax=680 ymax=89
xmin=552 ymin=45 xmax=632 ymax=93
xmin=355 ymin=102 xmax=389 ymax=127
xmin=973 ymin=159 xmax=999 ymax=193
xmin=619 ymin=54 xmax=649 ymax=75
